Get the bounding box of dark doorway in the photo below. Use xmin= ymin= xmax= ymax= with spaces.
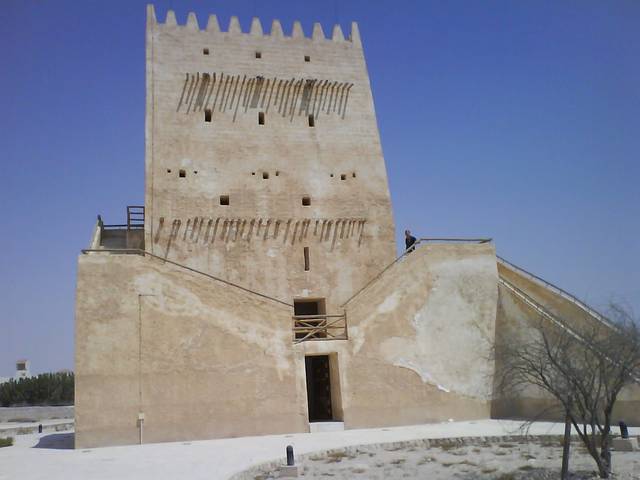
xmin=305 ymin=355 xmax=333 ymax=421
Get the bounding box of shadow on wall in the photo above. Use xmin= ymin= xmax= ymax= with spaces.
xmin=33 ymin=433 xmax=74 ymax=450
xmin=178 ymin=73 xmax=354 ymax=121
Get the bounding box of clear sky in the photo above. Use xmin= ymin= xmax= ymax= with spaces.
xmin=0 ymin=0 xmax=638 ymax=376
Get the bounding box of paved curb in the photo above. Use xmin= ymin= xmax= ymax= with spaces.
xmin=0 ymin=421 xmax=74 ymax=437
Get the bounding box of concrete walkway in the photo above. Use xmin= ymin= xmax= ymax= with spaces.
xmin=1 ymin=420 xmax=638 ymax=480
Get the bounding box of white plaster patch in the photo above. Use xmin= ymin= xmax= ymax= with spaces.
xmin=392 ymin=358 xmax=435 ymax=384
xmin=377 ymin=291 xmax=401 ymax=314
xmin=266 ymin=249 xmax=278 ymax=258
xmin=133 ymin=269 xmax=293 ymax=379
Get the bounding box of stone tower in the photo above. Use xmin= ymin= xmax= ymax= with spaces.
xmin=144 ymin=5 xmax=396 ymax=310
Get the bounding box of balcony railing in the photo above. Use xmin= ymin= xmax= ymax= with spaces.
xmin=96 ymin=206 xmax=145 ymax=249
xmin=292 ymin=313 xmax=348 ymax=343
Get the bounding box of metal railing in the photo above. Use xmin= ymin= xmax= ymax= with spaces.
xmin=97 ymin=206 xmax=145 ymax=233
xmin=497 ymin=255 xmax=614 ymax=331
xmin=341 ymin=237 xmax=492 ymax=307
xmin=127 ymin=206 xmax=145 ymax=230
xmin=499 ymin=276 xmax=638 ymax=384
xmin=292 ymin=313 xmax=348 ymax=343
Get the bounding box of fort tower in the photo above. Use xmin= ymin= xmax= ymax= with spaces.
xmin=144 ymin=6 xmax=396 ymax=310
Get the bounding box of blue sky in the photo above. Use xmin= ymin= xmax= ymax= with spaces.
xmin=0 ymin=0 xmax=638 ymax=375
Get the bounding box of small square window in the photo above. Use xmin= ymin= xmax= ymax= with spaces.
xmin=203 ymin=48 xmax=209 ymax=55
xmin=179 ymin=169 xmax=186 ymax=178
xmin=262 ymin=172 xmax=269 ymax=180
xmin=220 ymin=195 xmax=229 ymax=206
xmin=166 ymin=169 xmax=172 ymax=173
xmin=308 ymin=114 xmax=315 ymax=127
xmin=302 ymin=196 xmax=311 ymax=206
xmin=205 ymin=109 xmax=212 ymax=122
xmin=340 ymin=174 xmax=346 ymax=181
xmin=352 ymin=172 xmax=356 ymax=178
xmin=304 ymin=55 xmax=310 ymax=62
xmin=255 ymin=51 xmax=262 ymax=59
xmin=258 ymin=112 xmax=265 ymax=125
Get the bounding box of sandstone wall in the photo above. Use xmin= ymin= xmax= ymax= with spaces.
xmin=75 ymin=253 xmax=301 ymax=448
xmin=337 ymin=243 xmax=499 ymax=427
xmin=76 ymin=242 xmax=500 ymax=447
xmin=493 ymin=262 xmax=640 ymax=425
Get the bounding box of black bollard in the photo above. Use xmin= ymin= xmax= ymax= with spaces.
xmin=38 ymin=424 xmax=43 ymax=434
xmin=286 ymin=445 xmax=295 ymax=466
xmin=619 ymin=421 xmax=629 ymax=439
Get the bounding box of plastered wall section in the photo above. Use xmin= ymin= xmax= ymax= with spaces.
xmin=144 ymin=10 xmax=396 ymax=311
xmin=332 ymin=243 xmax=499 ymax=427
xmin=493 ymin=266 xmax=640 ymax=425
xmin=75 ymin=253 xmax=305 ymax=448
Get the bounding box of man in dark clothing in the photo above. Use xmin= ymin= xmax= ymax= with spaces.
xmin=405 ymin=230 xmax=417 ymax=253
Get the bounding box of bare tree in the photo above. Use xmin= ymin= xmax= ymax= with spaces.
xmin=495 ymin=303 xmax=640 ymax=479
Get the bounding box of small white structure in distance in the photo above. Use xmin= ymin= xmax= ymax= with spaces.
xmin=0 ymin=360 xmax=33 ymax=384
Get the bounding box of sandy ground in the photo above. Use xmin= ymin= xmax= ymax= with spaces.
xmin=0 ymin=421 xmax=638 ymax=480
xmin=281 ymin=440 xmax=640 ymax=479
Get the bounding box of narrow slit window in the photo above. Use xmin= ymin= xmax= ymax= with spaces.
xmin=275 ymin=171 xmax=280 ymax=176
xmin=258 ymin=111 xmax=265 ymax=125
xmin=205 ymin=109 xmax=212 ymax=122
xmin=219 ymin=195 xmax=229 ymax=206
xmin=304 ymin=55 xmax=310 ymax=62
xmin=303 ymin=247 xmax=310 ymax=271
xmin=262 ymin=172 xmax=269 ymax=180
xmin=203 ymin=48 xmax=210 ymax=55
xmin=352 ymin=172 xmax=356 ymax=178
xmin=255 ymin=51 xmax=262 ymax=59
xmin=308 ymin=114 xmax=315 ymax=127
xmin=179 ymin=169 xmax=186 ymax=178
xmin=340 ymin=174 xmax=346 ymax=181
xmin=302 ymin=196 xmax=311 ymax=206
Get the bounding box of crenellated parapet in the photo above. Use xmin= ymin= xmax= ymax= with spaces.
xmin=146 ymin=5 xmax=361 ymax=46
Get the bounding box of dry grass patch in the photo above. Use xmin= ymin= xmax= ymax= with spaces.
xmin=325 ymin=451 xmax=353 ymax=463
xmin=417 ymin=455 xmax=437 ymax=465
xmin=438 ymin=443 xmax=459 ymax=452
